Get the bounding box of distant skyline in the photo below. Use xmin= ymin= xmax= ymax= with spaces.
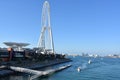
xmin=0 ymin=0 xmax=120 ymax=55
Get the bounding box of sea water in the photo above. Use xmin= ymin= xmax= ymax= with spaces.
xmin=1 ymin=56 xmax=120 ymax=80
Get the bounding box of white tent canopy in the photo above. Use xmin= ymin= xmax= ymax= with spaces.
xmin=4 ymin=42 xmax=30 ymax=51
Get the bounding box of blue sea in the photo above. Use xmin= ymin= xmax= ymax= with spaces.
xmin=1 ymin=56 xmax=120 ymax=80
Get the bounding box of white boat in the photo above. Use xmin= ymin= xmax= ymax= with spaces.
xmin=88 ymin=60 xmax=91 ymax=64
xmin=77 ymin=67 xmax=81 ymax=72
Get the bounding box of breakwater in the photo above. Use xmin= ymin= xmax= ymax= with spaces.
xmin=0 ymin=58 xmax=71 ymax=77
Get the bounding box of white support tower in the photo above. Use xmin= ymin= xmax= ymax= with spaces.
xmin=38 ymin=1 xmax=54 ymax=54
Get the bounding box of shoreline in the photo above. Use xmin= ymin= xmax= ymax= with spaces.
xmin=0 ymin=58 xmax=72 ymax=77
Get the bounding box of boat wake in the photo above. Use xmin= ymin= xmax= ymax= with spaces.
xmin=81 ymin=63 xmax=87 ymax=69
xmin=77 ymin=63 xmax=88 ymax=72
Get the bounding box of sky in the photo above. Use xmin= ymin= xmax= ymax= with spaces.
xmin=0 ymin=0 xmax=120 ymax=55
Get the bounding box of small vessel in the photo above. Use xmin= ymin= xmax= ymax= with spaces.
xmin=88 ymin=60 xmax=91 ymax=64
xmin=77 ymin=67 xmax=81 ymax=72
